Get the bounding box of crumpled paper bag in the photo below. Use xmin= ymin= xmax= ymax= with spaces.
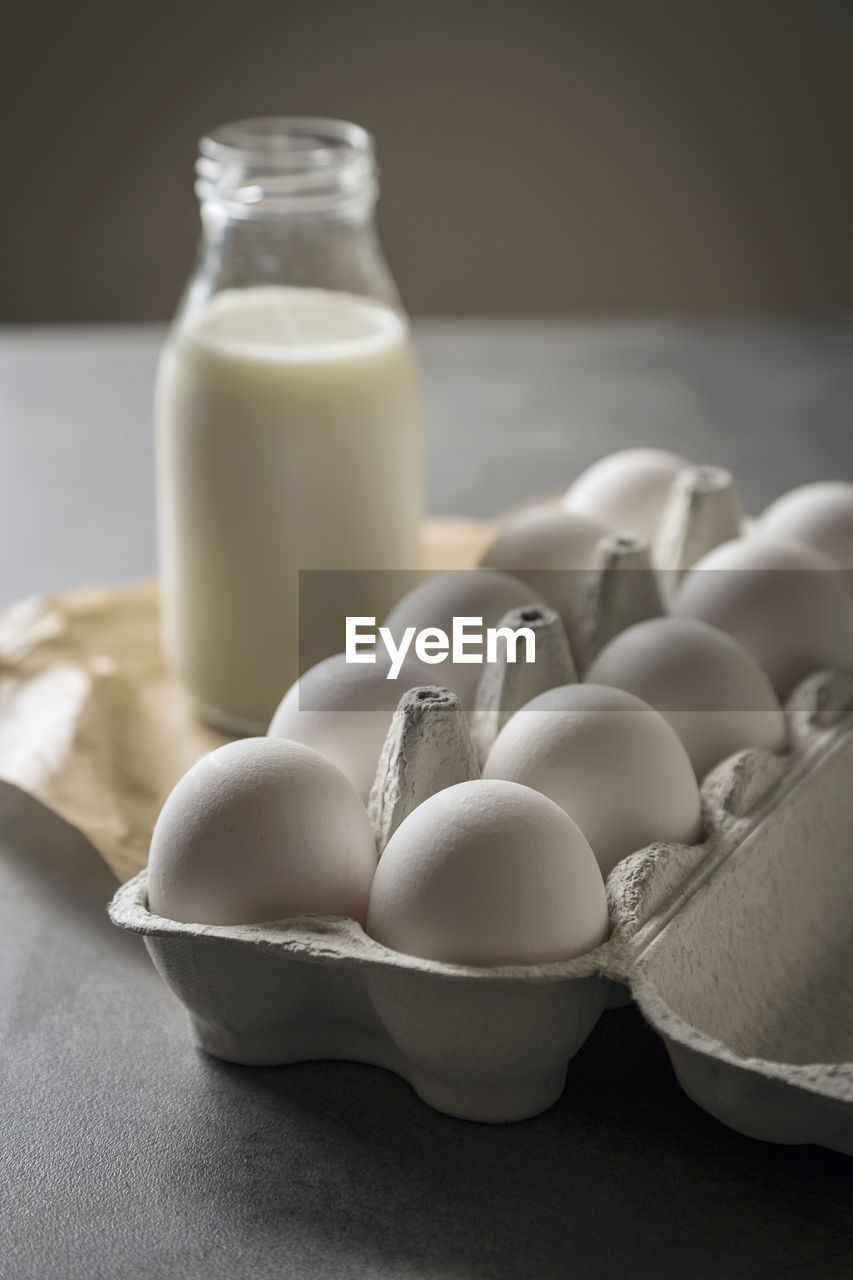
xmin=0 ymin=518 xmax=495 ymax=883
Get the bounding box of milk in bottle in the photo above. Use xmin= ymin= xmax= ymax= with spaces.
xmin=154 ymin=119 xmax=424 ymax=733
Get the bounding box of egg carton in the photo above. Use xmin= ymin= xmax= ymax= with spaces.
xmin=109 ymin=661 xmax=853 ymax=1144
xmin=110 ymin=464 xmax=853 ymax=1138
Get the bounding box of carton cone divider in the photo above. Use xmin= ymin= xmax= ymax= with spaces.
xmin=470 ymin=604 xmax=577 ymax=765
xmin=655 ymin=463 xmax=745 ymax=584
xmin=573 ymin=534 xmax=667 ymax=672
xmin=369 ymin=686 xmax=480 ymax=853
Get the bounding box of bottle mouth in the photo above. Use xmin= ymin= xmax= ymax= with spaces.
xmin=196 ymin=116 xmax=378 ymax=216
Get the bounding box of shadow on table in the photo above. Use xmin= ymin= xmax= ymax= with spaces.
xmin=169 ymin=1007 xmax=851 ymax=1280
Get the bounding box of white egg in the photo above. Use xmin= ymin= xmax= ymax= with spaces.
xmin=483 ymin=684 xmax=702 ymax=879
xmin=562 ymin=447 xmax=688 ymax=543
xmin=673 ymin=534 xmax=853 ymax=699
xmin=760 ymin=481 xmax=853 ymax=593
xmin=382 ymin=569 xmax=543 ymax=707
xmin=585 ymin=616 xmax=787 ymax=780
xmin=268 ymin=651 xmax=427 ymax=803
xmin=366 ymin=779 xmax=609 ymax=966
xmin=478 ymin=505 xmax=611 ymax=637
xmin=147 ymin=737 xmax=377 ymax=926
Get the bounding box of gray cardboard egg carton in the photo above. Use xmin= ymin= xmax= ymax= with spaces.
xmin=109 ymin=466 xmax=853 ymax=1146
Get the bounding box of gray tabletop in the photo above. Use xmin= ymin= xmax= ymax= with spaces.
xmin=1 ymin=319 xmax=851 ymax=1279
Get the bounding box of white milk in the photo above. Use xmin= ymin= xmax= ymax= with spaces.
xmin=155 ymin=286 xmax=424 ymax=734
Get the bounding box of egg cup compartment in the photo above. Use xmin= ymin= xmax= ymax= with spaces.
xmin=109 ymin=670 xmax=853 ymax=1139
xmin=111 ymin=878 xmax=611 ymax=1123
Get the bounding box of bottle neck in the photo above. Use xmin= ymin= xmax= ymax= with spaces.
xmin=195 ymin=116 xmax=378 ymax=222
xmin=179 ymin=116 xmax=401 ymax=317
xmin=198 ymin=192 xmax=375 ymax=245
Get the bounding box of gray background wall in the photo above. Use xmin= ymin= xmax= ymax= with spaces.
xmin=3 ymin=0 xmax=852 ymax=321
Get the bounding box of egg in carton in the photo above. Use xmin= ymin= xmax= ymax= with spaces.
xmin=109 ymin=463 xmax=853 ymax=1142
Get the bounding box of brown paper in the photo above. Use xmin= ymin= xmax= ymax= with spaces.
xmin=0 ymin=518 xmax=495 ymax=882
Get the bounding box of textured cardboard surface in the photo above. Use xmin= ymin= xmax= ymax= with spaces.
xmin=110 ymin=671 xmax=853 ymax=1139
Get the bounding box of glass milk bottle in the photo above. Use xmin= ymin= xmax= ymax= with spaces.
xmin=155 ymin=117 xmax=424 ymax=734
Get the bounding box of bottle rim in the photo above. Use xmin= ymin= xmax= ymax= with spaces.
xmin=196 ymin=116 xmax=378 ymax=216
